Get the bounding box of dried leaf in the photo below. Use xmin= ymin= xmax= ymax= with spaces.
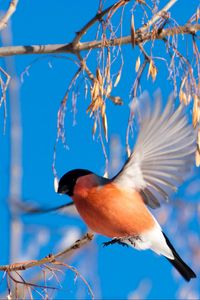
xmin=87 ymin=79 xmax=101 ymax=115
xmin=109 ymin=95 xmax=123 ymax=105
xmin=179 ymin=90 xmax=187 ymax=105
xmin=187 ymin=93 xmax=192 ymax=104
xmin=151 ymin=64 xmax=157 ymax=81
xmin=106 ymin=81 xmax=112 ymax=96
xmin=131 ymin=14 xmax=135 ymax=48
xmin=105 ymin=66 xmax=110 ymax=85
xmin=87 ymin=99 xmax=94 ymax=114
xmin=101 ymin=102 xmax=106 ymax=117
xmin=135 ymin=56 xmax=141 ymax=72
xmin=179 ymin=77 xmax=190 ymax=105
xmin=92 ymin=120 xmax=97 ymax=137
xmin=102 ymin=114 xmax=108 ymax=141
xmin=180 ymin=76 xmax=187 ymax=90
xmin=114 ymin=71 xmax=121 ymax=87
xmin=147 ymin=60 xmax=157 ymax=82
xmin=87 ymin=94 xmax=103 ymax=116
xmin=96 ymin=68 xmax=103 ymax=86
xmin=96 ymin=95 xmax=103 ymax=112
xmin=91 ymin=79 xmax=99 ymax=102
xmin=147 ymin=60 xmax=153 ymax=78
xmin=137 ymin=0 xmax=146 ymax=3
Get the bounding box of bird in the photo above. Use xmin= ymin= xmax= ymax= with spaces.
xmin=56 ymin=96 xmax=197 ymax=282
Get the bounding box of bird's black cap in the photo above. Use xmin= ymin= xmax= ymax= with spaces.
xmin=57 ymin=169 xmax=92 ymax=196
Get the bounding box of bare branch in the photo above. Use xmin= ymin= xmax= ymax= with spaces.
xmin=0 ymin=0 xmax=19 ymax=31
xmin=0 ymin=43 xmax=74 ymax=56
xmin=53 ymin=261 xmax=94 ymax=300
xmin=126 ymin=59 xmax=148 ymax=157
xmin=139 ymin=0 xmax=178 ymax=34
xmin=77 ymin=52 xmax=95 ymax=81
xmin=0 ymin=23 xmax=199 ymax=57
xmin=72 ymin=0 xmax=129 ymax=45
xmin=0 ymin=232 xmax=94 ymax=272
xmin=0 ymin=66 xmax=11 ymax=131
xmin=78 ymin=24 xmax=200 ymax=51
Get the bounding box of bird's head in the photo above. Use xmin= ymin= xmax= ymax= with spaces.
xmin=57 ymin=169 xmax=92 ymax=196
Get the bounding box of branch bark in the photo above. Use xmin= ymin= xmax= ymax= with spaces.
xmin=0 ymin=0 xmax=19 ymax=31
xmin=0 ymin=232 xmax=94 ymax=272
xmin=72 ymin=0 xmax=127 ymax=45
xmin=0 ymin=24 xmax=199 ymax=57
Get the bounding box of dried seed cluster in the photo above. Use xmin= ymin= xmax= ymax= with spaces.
xmin=87 ymin=49 xmax=123 ymax=141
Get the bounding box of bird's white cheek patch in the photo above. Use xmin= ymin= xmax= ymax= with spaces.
xmin=54 ymin=176 xmax=59 ymax=193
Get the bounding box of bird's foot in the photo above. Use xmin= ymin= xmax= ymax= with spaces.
xmin=103 ymin=238 xmax=129 ymax=248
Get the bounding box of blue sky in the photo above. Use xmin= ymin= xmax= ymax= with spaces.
xmin=0 ymin=0 xmax=200 ymax=299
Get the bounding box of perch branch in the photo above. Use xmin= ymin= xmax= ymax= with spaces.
xmin=0 ymin=23 xmax=199 ymax=57
xmin=0 ymin=232 xmax=94 ymax=272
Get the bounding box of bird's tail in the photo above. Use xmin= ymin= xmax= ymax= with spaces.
xmin=163 ymin=232 xmax=196 ymax=282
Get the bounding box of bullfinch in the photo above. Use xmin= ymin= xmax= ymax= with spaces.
xmin=57 ymin=96 xmax=196 ymax=281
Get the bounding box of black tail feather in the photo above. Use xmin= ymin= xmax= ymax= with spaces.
xmin=163 ymin=233 xmax=196 ymax=282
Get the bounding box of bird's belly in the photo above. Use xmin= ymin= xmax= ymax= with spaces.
xmin=73 ymin=184 xmax=155 ymax=238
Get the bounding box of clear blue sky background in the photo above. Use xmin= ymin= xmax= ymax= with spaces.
xmin=0 ymin=0 xmax=199 ymax=299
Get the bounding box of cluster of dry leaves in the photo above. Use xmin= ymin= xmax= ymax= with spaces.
xmin=79 ymin=1 xmax=200 ymax=171
xmin=87 ymin=53 xmax=123 ymax=141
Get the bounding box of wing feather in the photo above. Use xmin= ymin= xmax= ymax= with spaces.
xmin=113 ymin=95 xmax=196 ymax=208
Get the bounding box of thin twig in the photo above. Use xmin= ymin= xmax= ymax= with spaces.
xmin=72 ymin=0 xmax=129 ymax=45
xmin=0 ymin=0 xmax=19 ymax=31
xmin=77 ymin=52 xmax=95 ymax=81
xmin=126 ymin=59 xmax=148 ymax=157
xmin=7 ymin=271 xmax=57 ymax=290
xmin=52 ymin=67 xmax=82 ymax=176
xmin=0 ymin=66 xmax=11 ymax=132
xmin=139 ymin=0 xmax=178 ymax=34
xmin=0 ymin=233 xmax=94 ymax=272
xmin=53 ymin=261 xmax=94 ymax=300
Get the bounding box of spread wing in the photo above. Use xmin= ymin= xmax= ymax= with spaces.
xmin=113 ymin=95 xmax=196 ymax=208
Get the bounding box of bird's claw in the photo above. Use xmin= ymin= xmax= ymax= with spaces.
xmin=103 ymin=238 xmax=129 ymax=248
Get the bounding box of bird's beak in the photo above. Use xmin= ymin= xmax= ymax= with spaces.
xmin=57 ymin=185 xmax=69 ymax=195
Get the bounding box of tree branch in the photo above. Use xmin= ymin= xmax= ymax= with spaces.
xmin=0 ymin=0 xmax=19 ymax=31
xmin=0 ymin=232 xmax=94 ymax=272
xmin=0 ymin=23 xmax=199 ymax=57
xmin=139 ymin=0 xmax=178 ymax=34
xmin=72 ymin=0 xmax=129 ymax=45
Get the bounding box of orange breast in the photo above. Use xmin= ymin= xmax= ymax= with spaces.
xmin=73 ymin=176 xmax=155 ymax=238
